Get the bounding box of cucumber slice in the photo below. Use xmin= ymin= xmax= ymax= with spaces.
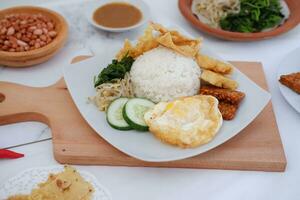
xmin=123 ymin=98 xmax=155 ymax=131
xmin=107 ymin=98 xmax=132 ymax=131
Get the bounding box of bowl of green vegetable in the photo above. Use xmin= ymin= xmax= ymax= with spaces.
xmin=178 ymin=0 xmax=300 ymax=41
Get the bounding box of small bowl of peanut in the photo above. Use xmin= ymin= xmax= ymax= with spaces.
xmin=0 ymin=6 xmax=68 ymax=67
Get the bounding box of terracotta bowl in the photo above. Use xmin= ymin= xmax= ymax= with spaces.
xmin=178 ymin=0 xmax=300 ymax=41
xmin=0 ymin=6 xmax=68 ymax=67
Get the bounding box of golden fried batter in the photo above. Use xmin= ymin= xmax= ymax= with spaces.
xmin=201 ymin=70 xmax=238 ymax=90
xmin=152 ymin=23 xmax=201 ymax=57
xmin=199 ymin=85 xmax=245 ymax=105
xmin=116 ymin=25 xmax=159 ymax=60
xmin=279 ymin=72 xmax=300 ymax=94
xmin=156 ymin=32 xmax=201 ymax=57
xmin=116 ymin=22 xmax=202 ymax=60
xmin=196 ymin=53 xmax=233 ymax=74
xmin=150 ymin=22 xmax=168 ymax=33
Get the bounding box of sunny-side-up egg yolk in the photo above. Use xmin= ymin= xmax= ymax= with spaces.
xmin=144 ymin=95 xmax=223 ymax=148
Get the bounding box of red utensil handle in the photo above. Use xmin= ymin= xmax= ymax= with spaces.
xmin=0 ymin=149 xmax=24 ymax=159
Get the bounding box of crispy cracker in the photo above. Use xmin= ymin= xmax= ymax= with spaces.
xmin=116 ymin=25 xmax=159 ymax=60
xmin=156 ymin=32 xmax=200 ymax=57
xmin=116 ymin=22 xmax=202 ymax=60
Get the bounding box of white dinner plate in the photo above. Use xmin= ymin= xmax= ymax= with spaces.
xmin=0 ymin=165 xmax=111 ymax=200
xmin=64 ymin=24 xmax=271 ymax=162
xmin=277 ymin=47 xmax=300 ymax=113
xmin=85 ymin=0 xmax=150 ymax=32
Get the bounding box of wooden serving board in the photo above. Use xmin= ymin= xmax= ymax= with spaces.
xmin=0 ymin=58 xmax=287 ymax=172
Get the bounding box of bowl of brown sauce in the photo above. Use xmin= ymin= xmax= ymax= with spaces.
xmin=87 ymin=0 xmax=150 ymax=32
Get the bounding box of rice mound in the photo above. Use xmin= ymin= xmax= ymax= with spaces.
xmin=130 ymin=46 xmax=201 ymax=103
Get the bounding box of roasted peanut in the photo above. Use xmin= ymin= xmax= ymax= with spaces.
xmin=48 ymin=31 xmax=57 ymax=38
xmin=0 ymin=13 xmax=57 ymax=52
xmin=33 ymin=29 xmax=43 ymax=35
xmin=0 ymin=27 xmax=7 ymax=35
xmin=42 ymin=28 xmax=48 ymax=34
xmin=3 ymin=40 xmax=9 ymax=46
xmin=40 ymin=34 xmax=47 ymax=41
xmin=6 ymin=27 xmax=15 ymax=35
xmin=17 ymin=40 xmax=28 ymax=47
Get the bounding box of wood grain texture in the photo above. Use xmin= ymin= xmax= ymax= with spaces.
xmin=178 ymin=0 xmax=300 ymax=41
xmin=0 ymin=6 xmax=68 ymax=67
xmin=0 ymin=60 xmax=286 ymax=171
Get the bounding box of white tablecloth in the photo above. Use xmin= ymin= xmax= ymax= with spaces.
xmin=1 ymin=0 xmax=300 ymax=199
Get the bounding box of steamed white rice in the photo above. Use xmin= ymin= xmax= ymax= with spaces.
xmin=130 ymin=46 xmax=201 ymax=103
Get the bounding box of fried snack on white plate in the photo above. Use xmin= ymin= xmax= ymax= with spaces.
xmin=279 ymin=72 xmax=300 ymax=94
xmin=199 ymin=85 xmax=245 ymax=120
xmin=116 ymin=22 xmax=202 ymax=60
xmin=152 ymin=22 xmax=202 ymax=58
xmin=218 ymin=101 xmax=238 ymax=120
xmin=144 ymin=95 xmax=223 ymax=148
xmin=199 ymin=85 xmax=245 ymax=105
xmin=152 ymin=22 xmax=202 ymax=57
xmin=201 ymin=70 xmax=238 ymax=90
xmin=156 ymin=32 xmax=201 ymax=57
xmin=196 ymin=53 xmax=233 ymax=74
xmin=8 ymin=166 xmax=94 ymax=200
xmin=116 ymin=25 xmax=159 ymax=60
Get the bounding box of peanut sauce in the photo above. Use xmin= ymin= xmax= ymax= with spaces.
xmin=93 ymin=2 xmax=142 ymax=28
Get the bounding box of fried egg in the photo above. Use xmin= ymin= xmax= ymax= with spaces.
xmin=144 ymin=95 xmax=223 ymax=148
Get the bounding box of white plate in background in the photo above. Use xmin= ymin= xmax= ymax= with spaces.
xmin=64 ymin=24 xmax=271 ymax=162
xmin=277 ymin=47 xmax=300 ymax=113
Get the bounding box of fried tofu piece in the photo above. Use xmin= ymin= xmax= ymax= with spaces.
xmin=218 ymin=102 xmax=238 ymax=120
xmin=199 ymin=85 xmax=245 ymax=105
xmin=201 ymin=70 xmax=238 ymax=90
xmin=196 ymin=53 xmax=233 ymax=74
xmin=279 ymin=72 xmax=300 ymax=94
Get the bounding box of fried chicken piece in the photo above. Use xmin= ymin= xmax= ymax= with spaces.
xmin=279 ymin=72 xmax=300 ymax=94
xmin=218 ymin=102 xmax=238 ymax=120
xmin=196 ymin=53 xmax=233 ymax=74
xmin=201 ymin=70 xmax=238 ymax=90
xmin=200 ymin=85 xmax=245 ymax=105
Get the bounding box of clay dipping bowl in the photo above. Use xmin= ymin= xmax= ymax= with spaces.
xmin=0 ymin=6 xmax=68 ymax=67
xmin=178 ymin=0 xmax=300 ymax=41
